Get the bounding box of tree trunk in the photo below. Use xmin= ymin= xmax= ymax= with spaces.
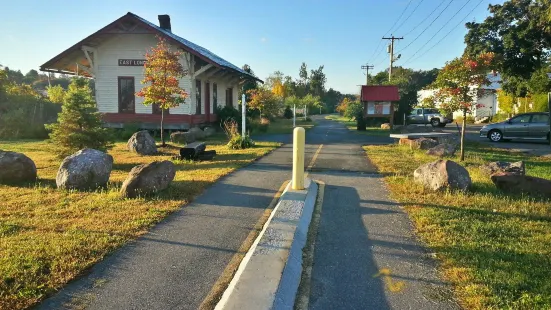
xmin=460 ymin=108 xmax=467 ymax=161
xmin=161 ymin=108 xmax=165 ymax=146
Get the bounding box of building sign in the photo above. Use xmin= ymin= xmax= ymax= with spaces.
xmin=366 ymin=102 xmax=391 ymax=115
xmin=118 ymin=59 xmax=147 ymax=66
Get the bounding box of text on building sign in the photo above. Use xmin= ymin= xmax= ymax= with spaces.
xmin=118 ymin=59 xmax=147 ymax=66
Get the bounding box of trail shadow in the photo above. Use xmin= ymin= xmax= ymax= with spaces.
xmin=309 ymin=184 xmax=390 ymax=309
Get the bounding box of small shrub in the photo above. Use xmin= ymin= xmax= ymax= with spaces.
xmin=216 ymin=105 xmax=240 ymax=124
xmin=305 ymin=117 xmax=312 ymax=122
xmin=283 ymin=107 xmax=293 ymax=119
xmin=356 ymin=111 xmax=366 ymax=131
xmin=227 ymin=135 xmax=255 ymax=149
xmin=117 ymin=122 xmax=141 ymax=140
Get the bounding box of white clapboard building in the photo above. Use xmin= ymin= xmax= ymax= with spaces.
xmin=40 ymin=12 xmax=262 ymax=129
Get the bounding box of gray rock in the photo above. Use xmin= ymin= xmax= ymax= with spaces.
xmin=480 ymin=161 xmax=525 ymax=176
xmin=204 ymin=127 xmax=216 ymax=137
xmin=381 ymin=123 xmax=391 ymax=130
xmin=411 ymin=137 xmax=439 ymax=150
xmin=491 ymin=173 xmax=551 ymax=197
xmin=426 ymin=143 xmax=457 ymax=157
xmin=0 ymin=150 xmax=37 ymax=184
xmin=56 ymin=149 xmax=113 ymax=190
xmin=189 ymin=127 xmax=205 ymax=140
xmin=414 ymin=159 xmax=471 ymax=191
xmin=127 ymin=130 xmax=157 ymax=155
xmin=120 ymin=161 xmax=176 ymax=198
xmin=170 ymin=131 xmax=195 ymax=144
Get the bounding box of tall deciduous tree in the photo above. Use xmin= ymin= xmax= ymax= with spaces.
xmin=136 ymin=37 xmax=188 ymax=146
xmin=47 ymin=78 xmax=113 ymax=157
xmin=247 ymin=88 xmax=282 ymax=118
xmin=464 ymin=0 xmax=551 ymax=95
xmin=46 ymin=85 xmax=66 ymax=104
xmin=309 ymin=65 xmax=327 ymax=98
xmin=431 ymin=53 xmax=495 ymax=161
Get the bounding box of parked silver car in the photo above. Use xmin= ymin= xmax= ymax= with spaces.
xmin=479 ymin=112 xmax=550 ymax=142
xmin=407 ymin=108 xmax=453 ymax=127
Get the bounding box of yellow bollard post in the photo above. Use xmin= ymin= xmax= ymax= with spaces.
xmin=292 ymin=127 xmax=305 ymax=190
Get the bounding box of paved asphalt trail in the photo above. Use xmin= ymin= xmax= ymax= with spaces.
xmin=39 ymin=115 xmax=456 ymax=309
xmin=39 ymin=142 xmax=317 ymax=309
xmin=305 ymin=117 xmax=458 ymax=309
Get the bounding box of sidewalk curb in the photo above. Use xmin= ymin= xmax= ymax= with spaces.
xmin=215 ymin=178 xmax=319 ymax=310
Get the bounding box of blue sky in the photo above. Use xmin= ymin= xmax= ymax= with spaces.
xmin=0 ymin=0 xmax=503 ymax=94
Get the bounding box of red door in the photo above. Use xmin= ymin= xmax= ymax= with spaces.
xmin=205 ymin=82 xmax=211 ymax=122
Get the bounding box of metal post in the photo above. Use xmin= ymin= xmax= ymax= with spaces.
xmin=293 ymin=104 xmax=296 ymax=127
xmin=242 ymin=93 xmax=246 ymax=137
xmin=292 ymin=127 xmax=305 ymax=190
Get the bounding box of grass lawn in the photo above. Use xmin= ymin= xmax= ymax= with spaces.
xmin=256 ymin=118 xmax=316 ymax=135
xmin=365 ymin=142 xmax=551 ymax=309
xmin=0 ymin=136 xmax=279 ymax=310
xmin=325 ymin=115 xmax=390 ymax=136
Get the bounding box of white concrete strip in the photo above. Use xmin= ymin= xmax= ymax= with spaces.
xmin=215 ymin=178 xmax=319 ymax=310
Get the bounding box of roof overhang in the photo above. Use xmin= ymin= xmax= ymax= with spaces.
xmin=40 ymin=12 xmax=263 ymax=83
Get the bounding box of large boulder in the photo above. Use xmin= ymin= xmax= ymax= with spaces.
xmin=120 ymin=160 xmax=176 ymax=198
xmin=491 ymin=173 xmax=551 ymax=197
xmin=204 ymin=127 xmax=216 ymax=137
xmin=480 ymin=161 xmax=525 ymax=176
xmin=127 ymin=130 xmax=157 ymax=155
xmin=426 ymin=143 xmax=457 ymax=157
xmin=399 ymin=138 xmax=415 ymax=146
xmin=381 ymin=123 xmax=391 ymax=130
xmin=56 ymin=149 xmax=113 ymax=190
xmin=170 ymin=131 xmax=195 ymax=144
xmin=0 ymin=150 xmax=37 ymax=184
xmin=414 ymin=160 xmax=471 ymax=191
xmin=411 ymin=137 xmax=439 ymax=150
xmin=189 ymin=127 xmax=205 ymax=140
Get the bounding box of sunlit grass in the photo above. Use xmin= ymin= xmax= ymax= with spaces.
xmin=365 ymin=142 xmax=551 ymax=309
xmin=0 ymin=137 xmax=279 ymax=310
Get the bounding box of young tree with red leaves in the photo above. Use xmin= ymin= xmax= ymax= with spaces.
xmin=431 ymin=53 xmax=495 ymax=161
xmin=136 ymin=37 xmax=188 ymax=146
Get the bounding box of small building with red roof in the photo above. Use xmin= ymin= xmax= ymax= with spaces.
xmin=360 ymin=85 xmax=400 ymax=124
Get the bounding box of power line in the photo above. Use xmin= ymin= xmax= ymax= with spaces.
xmin=385 ymin=0 xmax=414 ymax=36
xmin=402 ymin=0 xmax=485 ymax=65
xmin=396 ymin=0 xmax=455 ymax=54
xmin=403 ymin=0 xmax=447 ymax=37
xmin=402 ymin=0 xmax=474 ymax=63
xmin=392 ymin=0 xmax=426 ymax=34
xmin=367 ymin=0 xmax=413 ymax=62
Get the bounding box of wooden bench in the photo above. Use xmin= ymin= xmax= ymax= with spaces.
xmin=179 ymin=142 xmax=216 ymax=161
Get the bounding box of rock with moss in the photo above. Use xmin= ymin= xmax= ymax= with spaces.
xmin=56 ymin=149 xmax=113 ymax=190
xmin=128 ymin=130 xmax=157 ymax=155
xmin=0 ymin=150 xmax=37 ymax=184
xmin=414 ymin=159 xmax=471 ymax=191
xmin=120 ymin=161 xmax=176 ymax=198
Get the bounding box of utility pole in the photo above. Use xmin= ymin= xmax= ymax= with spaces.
xmin=361 ymin=64 xmax=374 ymax=85
xmin=382 ymin=35 xmax=403 ymax=81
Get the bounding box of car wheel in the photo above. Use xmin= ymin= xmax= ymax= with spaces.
xmin=431 ymin=119 xmax=440 ymax=127
xmin=488 ymin=130 xmax=503 ymax=142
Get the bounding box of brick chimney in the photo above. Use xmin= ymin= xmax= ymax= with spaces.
xmin=158 ymin=15 xmax=171 ymax=32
